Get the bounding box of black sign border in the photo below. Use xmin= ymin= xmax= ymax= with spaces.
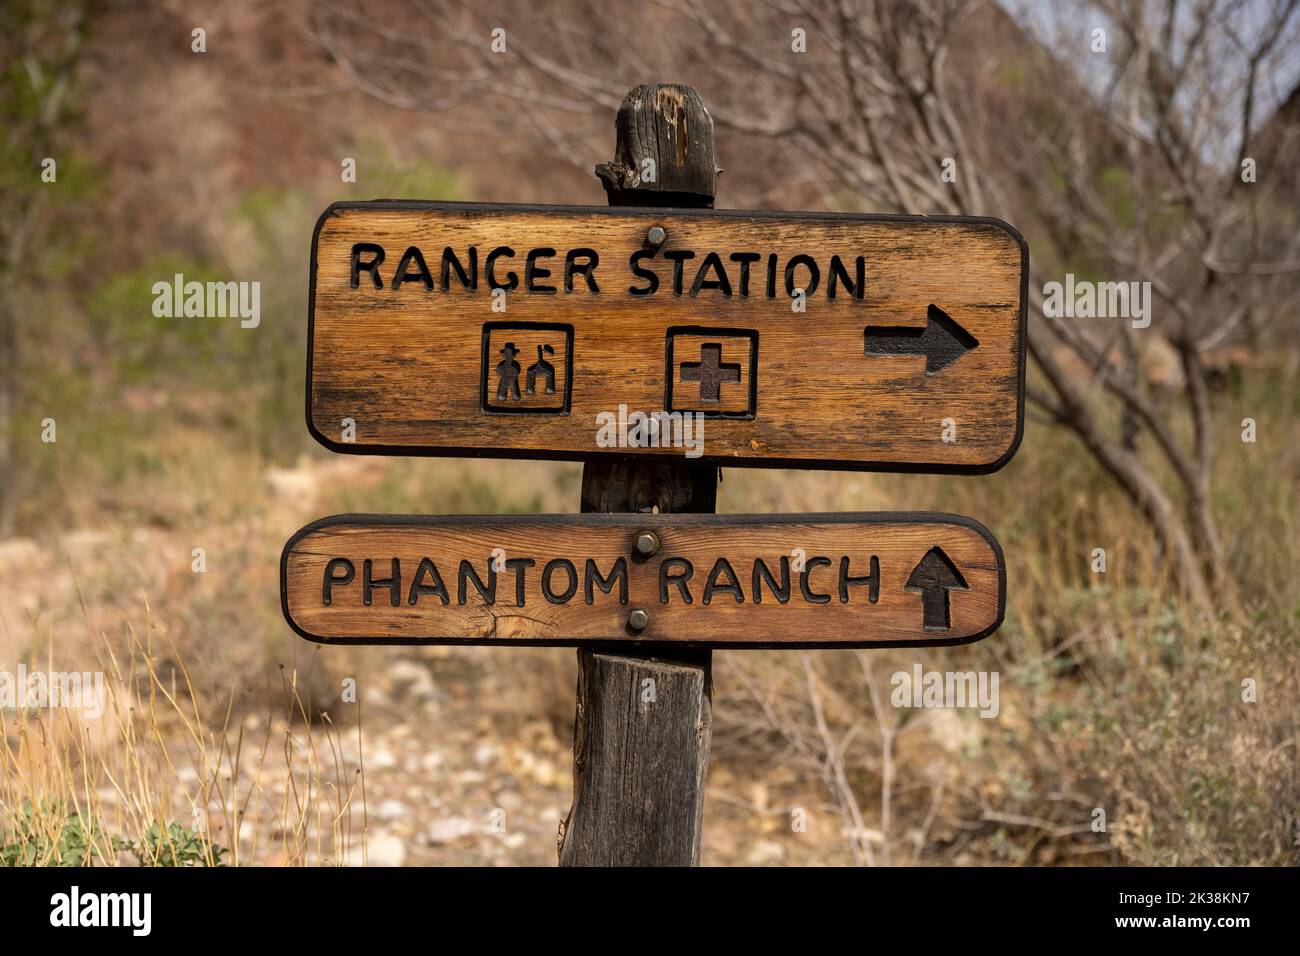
xmin=307 ymin=200 xmax=1028 ymax=475
xmin=664 ymin=325 xmax=759 ymax=419
xmin=478 ymin=321 xmax=575 ymax=415
xmin=281 ymin=510 xmax=1006 ymax=650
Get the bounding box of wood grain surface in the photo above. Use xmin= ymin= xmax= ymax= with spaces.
xmin=308 ymin=201 xmax=1026 ymax=472
xmin=281 ymin=512 xmax=1004 ymax=647
xmin=562 ymin=85 xmax=719 ymax=868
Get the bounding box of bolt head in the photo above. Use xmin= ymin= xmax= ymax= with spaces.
xmin=628 ymin=608 xmax=650 ymax=631
xmin=646 ymin=225 xmax=667 ymax=248
xmin=634 ymin=531 xmax=660 ymax=556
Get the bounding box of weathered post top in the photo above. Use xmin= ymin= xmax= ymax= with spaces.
xmin=595 ymin=83 xmax=719 ymax=207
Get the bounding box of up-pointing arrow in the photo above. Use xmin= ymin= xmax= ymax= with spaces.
xmin=863 ymin=304 xmax=979 ymax=374
xmin=905 ymin=546 xmax=970 ymax=630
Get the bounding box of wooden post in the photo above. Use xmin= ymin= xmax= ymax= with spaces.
xmin=557 ymin=85 xmax=719 ymax=867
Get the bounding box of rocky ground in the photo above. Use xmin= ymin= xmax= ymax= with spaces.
xmin=0 ymin=456 xmax=854 ymax=867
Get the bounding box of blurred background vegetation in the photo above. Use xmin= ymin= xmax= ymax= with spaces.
xmin=0 ymin=0 xmax=1296 ymax=866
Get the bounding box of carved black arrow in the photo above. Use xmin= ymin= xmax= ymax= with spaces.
xmin=863 ymin=304 xmax=979 ymax=374
xmin=905 ymin=546 xmax=970 ymax=630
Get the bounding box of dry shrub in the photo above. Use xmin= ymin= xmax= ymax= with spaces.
xmin=710 ymin=371 xmax=1299 ymax=866
xmin=1 ymin=600 xmax=367 ymax=866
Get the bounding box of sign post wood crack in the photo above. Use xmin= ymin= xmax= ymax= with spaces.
xmin=283 ymin=83 xmax=1027 ymax=867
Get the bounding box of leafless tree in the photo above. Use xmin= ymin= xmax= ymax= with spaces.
xmin=1004 ymin=0 xmax=1300 ymax=616
xmin=311 ymin=0 xmax=1300 ymax=614
xmin=722 ymin=649 xmax=930 ymax=866
xmin=0 ymin=1 xmax=90 ymax=535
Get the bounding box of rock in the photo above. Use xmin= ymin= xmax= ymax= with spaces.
xmin=374 ymin=799 xmax=407 ymax=822
xmin=350 ymin=832 xmax=406 ymax=867
xmin=421 ymin=751 xmax=445 ymax=771
xmin=264 ymin=465 xmax=319 ymax=504
xmin=426 ymin=816 xmax=477 ymax=844
xmin=0 ymin=538 xmax=40 ymax=570
xmin=389 ymin=659 xmax=437 ymax=699
xmin=405 ymin=785 xmax=437 ymax=806
xmin=58 ymin=529 xmax=112 ymax=557
xmin=746 ymin=839 xmax=786 ymax=866
xmin=530 ymin=759 xmax=558 ymax=788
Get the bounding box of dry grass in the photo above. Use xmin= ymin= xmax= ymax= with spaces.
xmin=1 ymin=595 xmax=367 ymax=866
xmin=711 ymin=366 xmax=1300 ymax=866
xmin=2 ymin=365 xmax=1296 ymax=867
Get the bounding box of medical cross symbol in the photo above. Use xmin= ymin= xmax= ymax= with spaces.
xmin=679 ymin=343 xmax=741 ymax=402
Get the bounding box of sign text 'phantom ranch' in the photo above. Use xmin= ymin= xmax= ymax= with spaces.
xmin=282 ymin=513 xmax=1005 ymax=647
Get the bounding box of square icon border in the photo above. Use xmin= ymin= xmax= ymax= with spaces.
xmin=664 ymin=325 xmax=759 ymax=420
xmin=480 ymin=321 xmax=574 ymax=415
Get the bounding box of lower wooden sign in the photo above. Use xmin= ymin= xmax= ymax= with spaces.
xmin=281 ymin=513 xmax=1004 ymax=647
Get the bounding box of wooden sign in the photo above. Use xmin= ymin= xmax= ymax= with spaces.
xmin=308 ymin=201 xmax=1027 ymax=473
xmin=280 ymin=513 xmax=1005 ymax=647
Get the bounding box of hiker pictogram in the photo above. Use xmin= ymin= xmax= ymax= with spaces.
xmin=480 ymin=322 xmax=573 ymax=414
xmin=496 ymin=342 xmax=522 ymax=401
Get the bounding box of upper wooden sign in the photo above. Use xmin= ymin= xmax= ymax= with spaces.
xmin=309 ymin=201 xmax=1027 ymax=472
xmin=281 ymin=513 xmax=1004 ymax=648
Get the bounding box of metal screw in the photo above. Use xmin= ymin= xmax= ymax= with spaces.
xmin=634 ymin=530 xmax=660 ymax=556
xmin=646 ymin=225 xmax=667 ymax=250
xmin=628 ymin=608 xmax=650 ymax=631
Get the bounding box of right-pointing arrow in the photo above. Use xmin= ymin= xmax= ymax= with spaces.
xmin=905 ymin=546 xmax=970 ymax=630
xmin=863 ymin=304 xmax=979 ymax=374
